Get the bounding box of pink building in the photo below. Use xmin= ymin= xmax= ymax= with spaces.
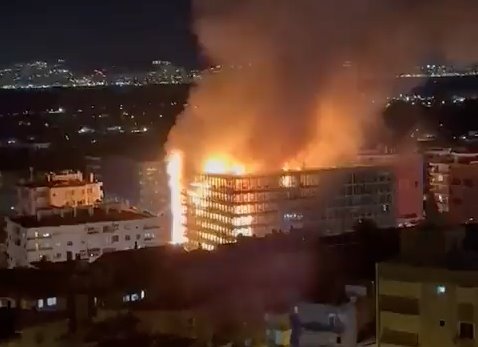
xmin=358 ymin=152 xmax=424 ymax=227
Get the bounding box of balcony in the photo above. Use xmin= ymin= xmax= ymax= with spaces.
xmin=380 ymin=329 xmax=418 ymax=347
xmin=379 ymin=295 xmax=419 ymax=315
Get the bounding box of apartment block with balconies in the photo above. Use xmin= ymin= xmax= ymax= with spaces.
xmin=428 ymin=160 xmax=478 ymax=224
xmin=16 ymin=170 xmax=103 ymax=216
xmin=377 ymin=261 xmax=478 ymax=347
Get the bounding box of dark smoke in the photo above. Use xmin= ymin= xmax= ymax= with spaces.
xmin=167 ymin=0 xmax=478 ymax=173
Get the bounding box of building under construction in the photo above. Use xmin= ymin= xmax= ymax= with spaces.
xmin=184 ymin=165 xmax=396 ymax=250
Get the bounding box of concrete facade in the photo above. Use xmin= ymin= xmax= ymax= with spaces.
xmin=6 ymin=205 xmax=167 ymax=267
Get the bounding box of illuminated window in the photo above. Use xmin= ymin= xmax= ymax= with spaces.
xmin=37 ymin=299 xmax=44 ymax=308
xmin=436 ymin=285 xmax=446 ymax=295
xmin=46 ymin=297 xmax=57 ymax=306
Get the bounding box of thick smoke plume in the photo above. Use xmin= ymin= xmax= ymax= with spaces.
xmin=167 ymin=0 xmax=478 ymax=174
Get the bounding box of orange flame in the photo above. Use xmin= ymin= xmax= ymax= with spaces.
xmin=166 ymin=150 xmax=186 ymax=244
xmin=202 ymin=154 xmax=246 ymax=175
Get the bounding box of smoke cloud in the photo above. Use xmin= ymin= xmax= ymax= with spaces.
xmin=167 ymin=0 xmax=478 ymax=174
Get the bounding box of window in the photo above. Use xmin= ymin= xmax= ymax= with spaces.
xmin=452 ymin=178 xmax=461 ymax=185
xmin=37 ymin=299 xmax=44 ymax=309
xmin=131 ymin=293 xmax=139 ymax=302
xmin=336 ymin=336 xmax=341 ymax=344
xmin=46 ymin=297 xmax=57 ymax=306
xmin=464 ymin=179 xmax=474 ymax=188
xmin=67 ymin=241 xmax=73 ymax=246
xmin=460 ymin=322 xmax=475 ymax=339
xmin=440 ymin=320 xmax=445 ymax=327
xmin=112 ymin=235 xmax=119 ymax=243
xmin=436 ymin=285 xmax=446 ymax=295
xmin=103 ymin=225 xmax=113 ymax=233
xmin=122 ymin=295 xmax=130 ymax=303
xmin=125 ymin=235 xmax=131 ymax=241
xmin=328 ymin=313 xmax=336 ymax=326
xmin=136 ymin=234 xmax=141 ymax=240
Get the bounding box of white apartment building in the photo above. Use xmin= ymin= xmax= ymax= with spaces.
xmin=6 ymin=204 xmax=169 ymax=268
xmin=16 ymin=170 xmax=103 ymax=215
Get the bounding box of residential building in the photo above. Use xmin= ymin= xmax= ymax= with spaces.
xmin=375 ymin=224 xmax=478 ymax=347
xmin=426 ymin=149 xmax=478 ymax=223
xmin=185 ymin=165 xmax=397 ymax=250
xmin=358 ymin=151 xmax=424 ymax=227
xmin=99 ymin=155 xmax=169 ymax=216
xmin=6 ymin=204 xmax=168 ymax=267
xmin=16 ymin=170 xmax=103 ymax=216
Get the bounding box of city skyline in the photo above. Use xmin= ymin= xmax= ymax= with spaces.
xmin=0 ymin=0 xmax=198 ymax=68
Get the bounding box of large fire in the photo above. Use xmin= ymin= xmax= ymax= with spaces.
xmin=167 ymin=150 xmax=250 ymax=244
xmin=166 ymin=150 xmax=186 ymax=244
xmin=202 ymin=154 xmax=246 ymax=175
xmin=167 ymin=150 xmax=298 ymax=247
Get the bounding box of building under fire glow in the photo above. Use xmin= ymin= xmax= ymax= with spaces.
xmin=183 ymin=165 xmax=396 ymax=250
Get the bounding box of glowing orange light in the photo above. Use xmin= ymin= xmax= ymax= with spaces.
xmin=167 ymin=150 xmax=186 ymax=244
xmin=203 ymin=155 xmax=246 ymax=175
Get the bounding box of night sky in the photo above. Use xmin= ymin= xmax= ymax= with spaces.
xmin=0 ymin=0 xmax=198 ymax=68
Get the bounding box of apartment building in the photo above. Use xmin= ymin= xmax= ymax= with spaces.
xmin=16 ymin=170 xmax=103 ymax=215
xmin=358 ymin=151 xmax=424 ymax=227
xmin=377 ymin=261 xmax=478 ymax=347
xmin=427 ymin=150 xmax=478 ymax=223
xmin=185 ymin=165 xmax=396 ymax=250
xmin=376 ymin=226 xmax=478 ymax=347
xmin=6 ymin=204 xmax=168 ymax=267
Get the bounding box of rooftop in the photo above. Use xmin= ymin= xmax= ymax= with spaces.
xmin=17 ymin=179 xmax=99 ymax=189
xmin=9 ymin=207 xmax=154 ymax=228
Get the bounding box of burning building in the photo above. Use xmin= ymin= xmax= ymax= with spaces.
xmin=164 ymin=0 xmax=478 ymax=249
xmin=183 ymin=165 xmax=396 ymax=250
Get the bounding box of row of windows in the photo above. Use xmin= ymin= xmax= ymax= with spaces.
xmin=50 ymin=188 xmax=95 ymax=198
xmin=198 ymin=172 xmax=391 ymax=192
xmin=190 ymin=186 xmax=392 ymax=205
xmin=27 ymin=233 xmax=148 ymax=252
xmin=64 ymin=233 xmax=151 ymax=247
xmin=197 ymin=231 xmax=229 ymax=244
xmin=451 ymin=178 xmax=474 ymax=187
xmin=85 ymin=223 xmax=142 ymax=234
xmin=37 ymin=297 xmax=57 ymax=308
